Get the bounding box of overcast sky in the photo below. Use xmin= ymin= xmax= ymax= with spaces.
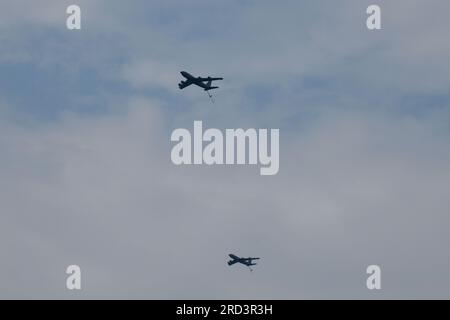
xmin=1 ymin=0 xmax=450 ymax=299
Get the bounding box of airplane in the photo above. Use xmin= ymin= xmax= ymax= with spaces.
xmin=227 ymin=254 xmax=260 ymax=271
xmin=178 ymin=71 xmax=223 ymax=94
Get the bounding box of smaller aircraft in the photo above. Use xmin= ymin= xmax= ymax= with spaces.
xmin=178 ymin=71 xmax=223 ymax=98
xmin=228 ymin=254 xmax=260 ymax=271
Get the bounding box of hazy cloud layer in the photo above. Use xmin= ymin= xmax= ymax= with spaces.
xmin=1 ymin=1 xmax=450 ymax=298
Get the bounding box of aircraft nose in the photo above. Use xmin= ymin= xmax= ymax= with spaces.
xmin=180 ymin=71 xmax=188 ymax=77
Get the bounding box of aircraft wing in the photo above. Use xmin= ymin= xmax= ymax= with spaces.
xmin=198 ymin=77 xmax=223 ymax=81
xmin=243 ymin=257 xmax=259 ymax=265
xmin=227 ymin=260 xmax=239 ymax=266
xmin=178 ymin=80 xmax=192 ymax=89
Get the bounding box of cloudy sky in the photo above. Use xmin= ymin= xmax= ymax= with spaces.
xmin=1 ymin=0 xmax=450 ymax=299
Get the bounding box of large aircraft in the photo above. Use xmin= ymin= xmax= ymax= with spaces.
xmin=178 ymin=71 xmax=223 ymax=93
xmin=228 ymin=254 xmax=260 ymax=271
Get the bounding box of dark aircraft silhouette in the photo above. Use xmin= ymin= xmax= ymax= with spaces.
xmin=178 ymin=71 xmax=223 ymax=92
xmin=228 ymin=254 xmax=260 ymax=271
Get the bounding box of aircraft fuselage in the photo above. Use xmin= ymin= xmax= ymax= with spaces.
xmin=179 ymin=71 xmax=222 ymax=91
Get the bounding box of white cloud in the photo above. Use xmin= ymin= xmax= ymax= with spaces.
xmin=1 ymin=0 xmax=450 ymax=298
xmin=1 ymin=97 xmax=450 ymax=298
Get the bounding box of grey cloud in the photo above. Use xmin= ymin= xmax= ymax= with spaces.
xmin=1 ymin=1 xmax=450 ymax=299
